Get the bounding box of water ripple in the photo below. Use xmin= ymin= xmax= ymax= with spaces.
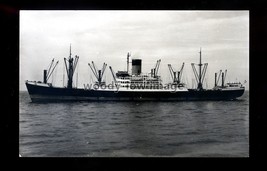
xmin=19 ymin=91 xmax=249 ymax=157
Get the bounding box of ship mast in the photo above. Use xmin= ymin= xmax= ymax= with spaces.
xmin=151 ymin=59 xmax=161 ymax=78
xmin=199 ymin=49 xmax=202 ymax=89
xmin=127 ymin=52 xmax=130 ymax=74
xmin=88 ymin=61 xmax=107 ymax=85
xmin=168 ymin=62 xmax=184 ymax=84
xmin=64 ymin=44 xmax=79 ymax=89
xmin=191 ymin=48 xmax=208 ymax=90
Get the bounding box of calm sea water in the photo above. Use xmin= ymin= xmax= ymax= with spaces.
xmin=19 ymin=91 xmax=249 ymax=157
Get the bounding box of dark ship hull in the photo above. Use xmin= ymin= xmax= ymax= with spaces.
xmin=26 ymin=82 xmax=245 ymax=102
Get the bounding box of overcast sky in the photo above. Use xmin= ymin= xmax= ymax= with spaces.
xmin=20 ymin=10 xmax=249 ymax=90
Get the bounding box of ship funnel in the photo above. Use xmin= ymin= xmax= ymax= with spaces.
xmin=132 ymin=59 xmax=142 ymax=75
xmin=43 ymin=70 xmax=47 ymax=83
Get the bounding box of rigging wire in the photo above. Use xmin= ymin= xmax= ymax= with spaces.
xmin=76 ymin=59 xmax=79 ymax=88
xmin=46 ymin=59 xmax=52 ymax=71
xmin=52 ymin=64 xmax=55 ymax=85
xmin=205 ymin=67 xmax=208 ymax=89
xmin=104 ymin=71 xmax=106 ymax=83
xmin=186 ymin=67 xmax=190 ymax=88
xmin=51 ymin=68 xmax=53 ymax=84
xmin=54 ymin=64 xmax=58 ymax=86
xmin=63 ymin=61 xmax=65 ymax=87
xmin=89 ymin=66 xmax=93 ymax=84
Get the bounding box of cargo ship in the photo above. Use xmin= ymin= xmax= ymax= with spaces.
xmin=25 ymin=47 xmax=245 ymax=102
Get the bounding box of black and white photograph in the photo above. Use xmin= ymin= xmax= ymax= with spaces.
xmin=19 ymin=10 xmax=249 ymax=157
